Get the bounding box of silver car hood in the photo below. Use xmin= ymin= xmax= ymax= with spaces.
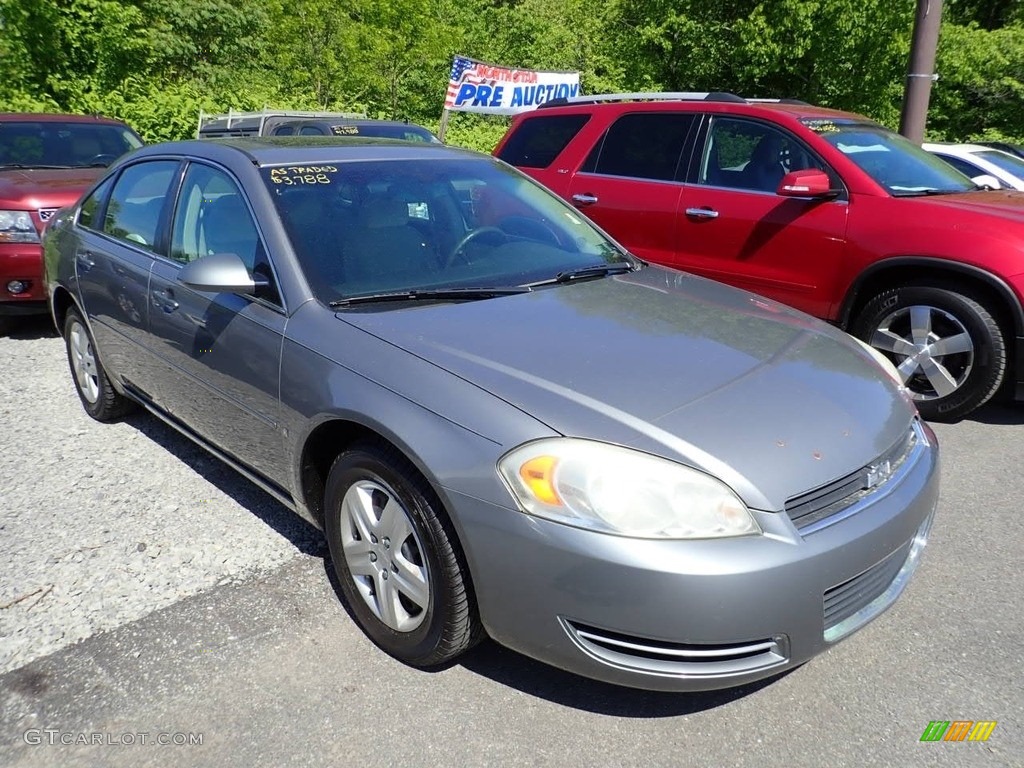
xmin=339 ymin=267 xmax=916 ymax=510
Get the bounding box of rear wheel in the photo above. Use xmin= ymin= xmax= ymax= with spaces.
xmin=63 ymin=308 xmax=135 ymax=421
xmin=324 ymin=440 xmax=481 ymax=667
xmin=852 ymin=285 xmax=1005 ymax=421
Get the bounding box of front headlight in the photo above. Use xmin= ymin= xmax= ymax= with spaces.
xmin=0 ymin=210 xmax=40 ymax=243
xmin=852 ymin=335 xmax=904 ymax=386
xmin=497 ymin=439 xmax=760 ymax=539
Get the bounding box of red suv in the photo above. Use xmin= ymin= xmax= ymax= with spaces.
xmin=1 ymin=113 xmax=142 ymax=332
xmin=494 ymin=92 xmax=1024 ymax=421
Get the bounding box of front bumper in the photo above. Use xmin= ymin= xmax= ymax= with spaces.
xmin=449 ymin=421 xmax=940 ymax=691
xmin=0 ymin=242 xmax=46 ymax=315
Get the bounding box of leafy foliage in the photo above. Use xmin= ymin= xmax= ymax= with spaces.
xmin=0 ymin=0 xmax=1021 ymax=149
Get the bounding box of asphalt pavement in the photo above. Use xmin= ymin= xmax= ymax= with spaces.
xmin=1 ymin=344 xmax=1021 ymax=767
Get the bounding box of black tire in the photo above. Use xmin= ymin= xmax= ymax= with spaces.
xmin=63 ymin=307 xmax=135 ymax=421
xmin=852 ymin=285 xmax=1005 ymax=422
xmin=324 ymin=440 xmax=481 ymax=667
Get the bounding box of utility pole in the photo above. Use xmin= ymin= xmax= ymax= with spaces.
xmin=899 ymin=0 xmax=943 ymax=144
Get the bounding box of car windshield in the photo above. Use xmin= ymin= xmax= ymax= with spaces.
xmin=261 ymin=157 xmax=631 ymax=303
xmin=803 ymin=119 xmax=974 ymax=196
xmin=975 ymin=149 xmax=1024 ymax=179
xmin=0 ymin=121 xmax=142 ymax=169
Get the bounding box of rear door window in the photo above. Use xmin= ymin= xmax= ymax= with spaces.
xmin=102 ymin=161 xmax=179 ymax=251
xmin=581 ymin=113 xmax=695 ymax=181
xmin=496 ymin=114 xmax=590 ymax=168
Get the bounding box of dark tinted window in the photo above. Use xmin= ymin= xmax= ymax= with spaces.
xmin=78 ymin=178 xmax=114 ymax=230
xmin=103 ymin=161 xmax=178 ymax=251
xmin=0 ymin=120 xmax=142 ymax=169
xmin=275 ymin=126 xmax=295 ymax=136
xmin=588 ymin=113 xmax=694 ymax=181
xmin=300 ymin=125 xmax=326 ymax=136
xmin=934 ymin=154 xmax=980 ymax=179
xmin=497 ymin=114 xmax=590 ymax=168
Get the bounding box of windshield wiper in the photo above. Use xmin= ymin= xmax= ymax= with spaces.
xmin=0 ymin=163 xmax=73 ymax=171
xmin=330 ymin=286 xmax=532 ymax=308
xmin=892 ymin=188 xmax=967 ymax=197
xmin=528 ymin=262 xmax=637 ymax=287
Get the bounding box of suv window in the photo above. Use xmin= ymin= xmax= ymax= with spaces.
xmin=582 ymin=113 xmax=695 ymax=181
xmin=495 ymin=114 xmax=590 ymax=169
xmin=103 ymin=161 xmax=178 ymax=250
xmin=699 ymin=117 xmax=823 ymax=193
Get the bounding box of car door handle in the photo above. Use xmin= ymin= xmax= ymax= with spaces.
xmin=571 ymin=193 xmax=599 ymax=207
xmin=152 ymin=288 xmax=180 ymax=313
xmin=76 ymin=251 xmax=96 ymax=271
xmin=685 ymin=207 xmax=720 ymax=219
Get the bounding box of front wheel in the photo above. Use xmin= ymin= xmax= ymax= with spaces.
xmin=852 ymin=285 xmax=1006 ymax=421
xmin=324 ymin=440 xmax=481 ymax=667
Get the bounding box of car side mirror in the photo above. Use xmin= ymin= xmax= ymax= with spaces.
xmin=776 ymin=169 xmax=837 ymax=198
xmin=178 ymin=252 xmax=269 ymax=295
xmin=971 ymin=174 xmax=1002 ymax=190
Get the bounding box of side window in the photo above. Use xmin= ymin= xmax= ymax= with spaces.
xmin=170 ymin=163 xmax=280 ymax=304
xmin=78 ymin=178 xmax=114 ymax=231
xmin=700 ymin=118 xmax=824 ymax=193
xmin=496 ymin=114 xmax=590 ymax=169
xmin=275 ymin=126 xmax=295 ymax=136
xmin=299 ymin=125 xmax=326 ymax=136
xmin=102 ymin=161 xmax=179 ymax=251
xmin=936 ymin=154 xmax=980 ymax=179
xmin=585 ymin=113 xmax=694 ymax=182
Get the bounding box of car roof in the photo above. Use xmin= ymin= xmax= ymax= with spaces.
xmin=923 ymin=142 xmax=1001 ymax=156
xmin=132 ymin=137 xmax=480 ymax=165
xmin=0 ymin=112 xmax=130 ymax=126
xmin=530 ymin=93 xmax=869 ymax=123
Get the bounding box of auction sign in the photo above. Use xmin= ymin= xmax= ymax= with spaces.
xmin=443 ymin=55 xmax=581 ymax=115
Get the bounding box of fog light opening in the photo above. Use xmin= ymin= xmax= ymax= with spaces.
xmin=6 ymin=280 xmax=29 ymax=295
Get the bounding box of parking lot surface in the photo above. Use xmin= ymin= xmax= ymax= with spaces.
xmin=0 ymin=316 xmax=1020 ymax=767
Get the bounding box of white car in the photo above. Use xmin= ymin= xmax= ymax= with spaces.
xmin=923 ymin=142 xmax=1024 ymax=190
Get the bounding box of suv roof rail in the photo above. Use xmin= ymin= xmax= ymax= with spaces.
xmin=537 ymin=91 xmax=746 ymax=109
xmin=746 ymin=98 xmax=811 ymax=106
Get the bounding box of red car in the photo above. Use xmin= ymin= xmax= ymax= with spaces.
xmin=1 ymin=113 xmax=142 ymax=332
xmin=494 ymin=92 xmax=1024 ymax=421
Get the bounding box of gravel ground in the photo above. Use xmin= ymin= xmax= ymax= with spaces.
xmin=0 ymin=317 xmax=322 ymax=675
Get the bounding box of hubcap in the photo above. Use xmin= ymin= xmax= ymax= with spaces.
xmin=340 ymin=480 xmax=430 ymax=632
xmin=869 ymin=304 xmax=974 ymax=401
xmin=69 ymin=321 xmax=100 ymax=404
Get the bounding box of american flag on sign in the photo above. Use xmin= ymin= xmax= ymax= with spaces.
xmin=445 ymin=56 xmax=479 ymax=108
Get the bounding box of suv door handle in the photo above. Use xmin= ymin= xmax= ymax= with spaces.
xmin=571 ymin=193 xmax=599 ymax=206
xmin=685 ymin=207 xmax=720 ymax=219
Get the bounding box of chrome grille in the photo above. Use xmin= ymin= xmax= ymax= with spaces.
xmin=562 ymin=619 xmax=788 ymax=676
xmin=823 ymin=540 xmax=912 ymax=629
xmin=786 ymin=426 xmax=917 ymax=532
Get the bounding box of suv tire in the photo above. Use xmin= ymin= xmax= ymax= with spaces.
xmin=853 ymin=285 xmax=1005 ymax=421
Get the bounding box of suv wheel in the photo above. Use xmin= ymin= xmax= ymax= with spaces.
xmin=324 ymin=440 xmax=482 ymax=667
xmin=853 ymin=286 xmax=1006 ymax=421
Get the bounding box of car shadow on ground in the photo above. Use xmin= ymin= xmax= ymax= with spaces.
xmin=4 ymin=315 xmax=58 ymax=340
xmin=121 ymin=411 xmax=327 ymax=557
xmin=964 ymin=400 xmax=1024 ymax=425
xmin=319 ymin=555 xmax=786 ymax=716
